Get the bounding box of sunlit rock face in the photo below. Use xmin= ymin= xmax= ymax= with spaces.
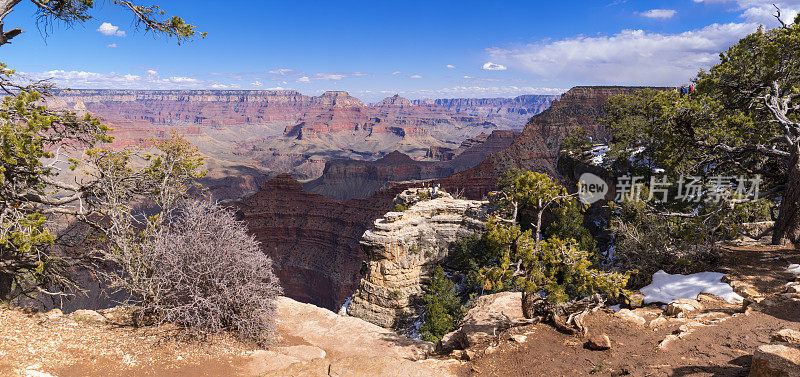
xmin=347 ymin=189 xmax=487 ymax=328
xmin=435 ymin=86 xmax=654 ymax=200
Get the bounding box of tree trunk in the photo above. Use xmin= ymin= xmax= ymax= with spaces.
xmin=773 ymin=144 xmax=800 ymax=245
xmin=0 ymin=272 xmax=12 ymax=302
xmin=521 ymin=291 xmax=543 ymax=319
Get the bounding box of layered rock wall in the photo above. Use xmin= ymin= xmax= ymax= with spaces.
xmin=303 ymin=130 xmax=520 ymax=201
xmin=347 ymin=189 xmax=487 ymax=327
xmin=235 ymin=174 xmax=407 ymax=309
xmin=434 ymin=86 xmax=658 ymax=199
xmin=415 ymin=94 xmax=559 ymax=128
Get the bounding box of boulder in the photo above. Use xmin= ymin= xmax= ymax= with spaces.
xmin=665 ymin=299 xmax=703 ymax=317
xmin=586 ymin=333 xmax=612 ymax=350
xmin=327 ymin=356 xmax=443 ymax=377
xmin=771 ymin=329 xmax=800 ymax=345
xmin=247 ymin=346 xmax=327 ymax=374
xmin=627 ymin=292 xmax=646 ymax=309
xmin=457 ymin=292 xmax=527 ymax=348
xmin=251 ymin=297 xmax=447 ymax=376
xmin=69 ymin=309 xmax=106 ymax=324
xmin=438 ymin=330 xmax=461 ymax=353
xmin=786 ymin=283 xmax=800 ymax=294
xmin=730 ymin=281 xmax=762 ymax=300
xmin=509 ymin=334 xmax=527 ymax=343
xmin=98 ymin=306 xmax=136 ymax=326
xmin=749 ymin=343 xmax=800 ymax=377
xmin=615 ymin=309 xmax=646 ymax=326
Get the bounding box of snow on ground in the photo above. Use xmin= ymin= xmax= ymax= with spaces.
xmin=589 ymin=146 xmax=609 ymax=165
xmin=788 ymin=264 xmax=800 ymax=277
xmin=640 ymin=270 xmax=743 ymax=305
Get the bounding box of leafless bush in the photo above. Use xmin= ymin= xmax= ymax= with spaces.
xmin=108 ymin=200 xmax=282 ymax=345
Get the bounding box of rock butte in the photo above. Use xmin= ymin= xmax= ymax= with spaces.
xmin=347 ymin=188 xmax=487 ymax=328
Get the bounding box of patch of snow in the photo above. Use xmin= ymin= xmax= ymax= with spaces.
xmin=788 ymin=264 xmax=800 ymax=276
xmin=589 ymin=145 xmax=609 ymax=165
xmin=338 ymin=296 xmax=352 ymax=316
xmin=629 ymin=146 xmax=646 ymax=161
xmin=640 ymin=270 xmax=743 ymax=305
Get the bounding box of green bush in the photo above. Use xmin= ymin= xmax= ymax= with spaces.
xmin=420 ymin=266 xmax=466 ymax=343
xmin=545 ymin=200 xmax=597 ymax=255
xmin=478 ymin=220 xmax=629 ymax=306
xmin=393 ymin=203 xmax=409 ymax=212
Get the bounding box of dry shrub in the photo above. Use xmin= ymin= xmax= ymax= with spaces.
xmin=127 ymin=201 xmax=282 ymax=345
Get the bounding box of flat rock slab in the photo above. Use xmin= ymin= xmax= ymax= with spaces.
xmin=260 ymin=356 xmax=444 ymax=377
xmin=252 ymin=297 xmax=449 ymax=376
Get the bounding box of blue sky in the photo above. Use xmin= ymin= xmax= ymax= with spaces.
xmin=2 ymin=0 xmax=798 ymax=101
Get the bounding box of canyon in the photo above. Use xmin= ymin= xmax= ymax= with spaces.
xmin=236 ymin=86 xmax=642 ymax=310
xmin=48 ymin=86 xmax=644 ymax=315
xmin=303 ymin=130 xmax=519 ymax=200
xmin=48 ymin=90 xmax=557 ymax=200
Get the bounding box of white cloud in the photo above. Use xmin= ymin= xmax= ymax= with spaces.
xmin=297 ymin=76 xmax=311 ymax=83
xmin=640 ymin=9 xmax=678 ymax=19
xmin=97 ymin=22 xmax=126 ymax=37
xmin=268 ymin=68 xmax=295 ymax=75
xmin=251 ymin=81 xmax=264 ymax=87
xmin=409 ymin=74 xmax=423 ymax=79
xmin=463 ymin=75 xmax=473 ymax=79
xmin=487 ymin=22 xmax=756 ymax=86
xmin=106 ymin=43 xmax=117 ymax=48
xmin=694 ymin=0 xmax=800 ymax=25
xmin=445 ymin=64 xmax=456 ymax=69
xmin=481 ymin=62 xmax=507 ymax=71
xmin=169 ymin=76 xmax=199 ymax=83
xmin=23 ymin=69 xmax=209 ymax=89
xmin=389 ymin=85 xmax=564 ymax=99
xmin=315 ymin=73 xmax=345 ymax=80
xmin=210 ymin=83 xmax=228 ymax=89
xmin=312 ymin=72 xmax=367 ymax=81
xmin=391 ymin=71 xmax=402 ymax=75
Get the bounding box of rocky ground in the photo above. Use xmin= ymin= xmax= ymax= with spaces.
xmin=452 ymin=244 xmax=800 ymax=377
xmin=1 ymin=244 xmax=798 ymax=376
xmin=0 ymin=296 xmax=453 ymax=377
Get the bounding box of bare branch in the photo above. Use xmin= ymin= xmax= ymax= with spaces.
xmin=774 ymin=4 xmax=789 ymax=29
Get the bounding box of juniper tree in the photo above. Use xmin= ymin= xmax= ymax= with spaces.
xmin=602 ymin=13 xmax=800 ymax=245
xmin=0 ymin=0 xmax=202 ymax=301
xmin=479 ymin=170 xmax=630 ymax=319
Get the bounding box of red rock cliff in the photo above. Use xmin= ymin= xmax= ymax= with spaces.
xmin=236 ymin=174 xmax=407 ymax=310
xmin=435 ymin=86 xmax=654 ymax=199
